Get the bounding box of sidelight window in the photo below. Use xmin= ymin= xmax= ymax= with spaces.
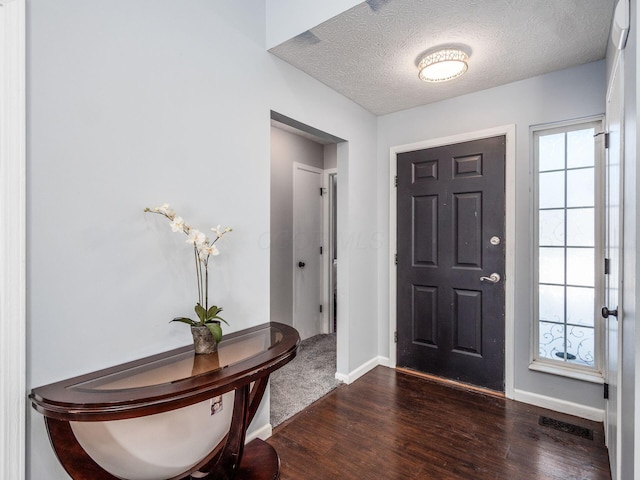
xmin=532 ymin=118 xmax=603 ymax=377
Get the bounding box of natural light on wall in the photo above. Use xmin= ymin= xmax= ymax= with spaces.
xmin=533 ymin=120 xmax=603 ymax=371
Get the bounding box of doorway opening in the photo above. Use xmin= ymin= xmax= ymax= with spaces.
xmin=269 ymin=111 xmax=345 ymax=427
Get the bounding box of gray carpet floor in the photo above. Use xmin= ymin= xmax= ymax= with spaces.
xmin=270 ymin=333 xmax=342 ymax=427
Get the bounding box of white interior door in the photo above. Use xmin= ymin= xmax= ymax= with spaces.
xmin=293 ymin=163 xmax=324 ymax=340
xmin=604 ymin=50 xmax=624 ymax=480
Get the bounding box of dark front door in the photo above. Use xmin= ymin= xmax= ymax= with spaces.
xmin=397 ymin=136 xmax=506 ymax=391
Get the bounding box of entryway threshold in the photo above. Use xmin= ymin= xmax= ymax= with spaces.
xmin=396 ymin=367 xmax=505 ymax=399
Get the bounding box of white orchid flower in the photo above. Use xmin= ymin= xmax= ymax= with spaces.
xmin=203 ymin=244 xmax=220 ymax=256
xmin=198 ymin=244 xmax=219 ymax=260
xmin=186 ymin=229 xmax=206 ymax=246
xmin=170 ymin=216 xmax=185 ymax=233
xmin=154 ymin=203 xmax=175 ymax=219
xmin=211 ymin=225 xmax=232 ymax=238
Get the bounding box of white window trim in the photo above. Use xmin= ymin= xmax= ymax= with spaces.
xmin=0 ymin=0 xmax=26 ymax=479
xmin=529 ymin=116 xmax=605 ymax=383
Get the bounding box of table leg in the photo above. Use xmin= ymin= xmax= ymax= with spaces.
xmin=235 ymin=439 xmax=280 ymax=480
xmin=44 ymin=418 xmax=119 ymax=480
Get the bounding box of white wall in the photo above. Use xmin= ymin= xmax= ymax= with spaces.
xmin=377 ymin=60 xmax=607 ymax=411
xmin=26 ymin=1 xmax=377 ymax=479
xmin=270 ymin=125 xmax=324 ymax=327
xmin=324 ymin=143 xmax=338 ymax=169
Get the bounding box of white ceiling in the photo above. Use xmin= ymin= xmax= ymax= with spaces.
xmin=270 ymin=0 xmax=615 ymax=116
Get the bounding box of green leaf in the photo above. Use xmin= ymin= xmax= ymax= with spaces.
xmin=206 ymin=322 xmax=223 ymax=343
xmin=205 ymin=305 xmax=228 ymax=325
xmin=194 ymin=304 xmax=206 ymax=322
xmin=207 ymin=305 xmax=223 ymax=319
xmin=211 ymin=315 xmax=229 ymax=326
xmin=171 ymin=317 xmax=197 ymax=326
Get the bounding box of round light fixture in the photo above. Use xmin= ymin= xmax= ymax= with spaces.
xmin=418 ymin=49 xmax=468 ymax=83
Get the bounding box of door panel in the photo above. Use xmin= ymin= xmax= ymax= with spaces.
xmin=293 ymin=164 xmax=323 ymax=341
xmin=413 ymin=285 xmax=437 ymax=345
xmin=413 ymin=195 xmax=438 ymax=265
xmin=397 ymin=136 xmax=506 ymax=391
xmin=454 ymin=192 xmax=482 ymax=267
xmin=453 ymin=289 xmax=482 ymax=355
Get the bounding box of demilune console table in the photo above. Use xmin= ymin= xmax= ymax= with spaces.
xmin=29 ymin=322 xmax=300 ymax=480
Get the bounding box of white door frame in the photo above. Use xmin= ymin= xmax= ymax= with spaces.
xmin=388 ymin=125 xmax=516 ymax=398
xmin=323 ymin=168 xmax=337 ymax=333
xmin=0 ymin=0 xmax=26 ymax=478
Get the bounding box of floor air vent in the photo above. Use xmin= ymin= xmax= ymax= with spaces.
xmin=538 ymin=416 xmax=594 ymax=440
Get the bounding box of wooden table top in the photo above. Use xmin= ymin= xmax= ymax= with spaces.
xmin=30 ymin=322 xmax=299 ymax=421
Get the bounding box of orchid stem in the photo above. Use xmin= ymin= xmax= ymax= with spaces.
xmin=205 ymin=259 xmax=209 ymax=314
xmin=193 ymin=246 xmax=202 ymax=309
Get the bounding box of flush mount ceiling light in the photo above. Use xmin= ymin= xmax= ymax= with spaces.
xmin=418 ymin=49 xmax=468 ymax=83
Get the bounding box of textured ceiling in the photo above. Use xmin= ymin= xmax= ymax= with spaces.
xmin=270 ymin=0 xmax=614 ymax=115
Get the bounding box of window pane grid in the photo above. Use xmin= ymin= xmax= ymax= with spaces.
xmin=538 ymin=165 xmax=594 ymax=174
xmin=540 ymin=282 xmax=596 ymax=288
xmin=537 ymin=245 xmax=593 ymax=249
xmin=536 ymin=126 xmax=597 ymax=368
xmin=539 ymin=319 xmax=594 ymax=328
xmin=540 ymin=206 xmax=596 ymax=210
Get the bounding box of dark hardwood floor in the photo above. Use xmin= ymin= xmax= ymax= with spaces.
xmin=267 ymin=366 xmax=611 ymax=480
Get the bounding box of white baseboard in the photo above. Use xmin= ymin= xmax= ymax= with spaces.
xmin=377 ymin=356 xmax=392 ymax=368
xmin=513 ymin=389 xmax=604 ymax=422
xmin=246 ymin=422 xmax=272 ymax=442
xmin=335 ymin=356 xmax=386 ymax=384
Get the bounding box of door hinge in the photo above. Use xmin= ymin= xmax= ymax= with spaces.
xmin=395 ymin=253 xmax=398 ymax=266
xmin=394 ymin=331 xmax=398 ymax=343
xmin=320 ymin=246 xmax=323 ymax=255
xmin=394 ymin=175 xmax=398 ymax=187
xmin=604 ymin=257 xmax=610 ymax=275
xmin=595 ymin=131 xmax=610 ymax=149
xmin=319 ymin=304 xmax=323 ymax=313
xmin=320 ymin=187 xmax=323 ymax=196
xmin=604 ymin=382 xmax=609 ymax=399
